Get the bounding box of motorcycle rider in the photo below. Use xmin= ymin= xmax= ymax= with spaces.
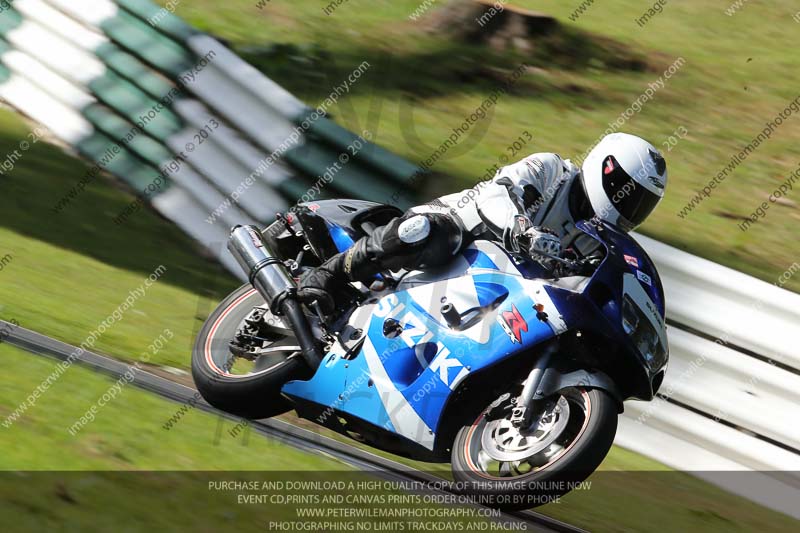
xmin=298 ymin=132 xmax=668 ymax=311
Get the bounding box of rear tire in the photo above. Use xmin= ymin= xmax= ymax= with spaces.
xmin=451 ymin=387 xmax=617 ymax=510
xmin=191 ymin=284 xmax=308 ymax=419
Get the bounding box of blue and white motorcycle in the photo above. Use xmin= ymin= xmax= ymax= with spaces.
xmin=192 ymin=199 xmax=668 ymax=508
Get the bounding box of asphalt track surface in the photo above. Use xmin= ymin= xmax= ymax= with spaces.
xmin=1 ymin=320 xmax=587 ymax=533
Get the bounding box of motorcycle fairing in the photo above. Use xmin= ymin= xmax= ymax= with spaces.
xmin=281 ymin=241 xmax=565 ymax=450
xmin=581 ymin=222 xmax=665 ymax=317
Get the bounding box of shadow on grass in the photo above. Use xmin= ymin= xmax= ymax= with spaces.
xmin=0 ymin=123 xmax=237 ymax=299
xmin=237 ymin=23 xmax=653 ymax=105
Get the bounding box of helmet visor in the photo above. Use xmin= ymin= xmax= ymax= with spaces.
xmin=601 ymin=156 xmax=662 ymax=230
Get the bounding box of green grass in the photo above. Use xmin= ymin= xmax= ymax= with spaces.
xmin=0 ymin=343 xmax=498 ymax=531
xmin=172 ymin=0 xmax=800 ymax=291
xmin=0 ymin=342 xmax=340 ymax=470
xmin=0 ymin=111 xmax=239 ymax=371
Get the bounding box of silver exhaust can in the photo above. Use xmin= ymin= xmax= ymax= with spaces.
xmin=227 ymin=225 xmax=295 ymax=311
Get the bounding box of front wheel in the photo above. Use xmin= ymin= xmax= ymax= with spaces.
xmin=451 ymin=387 xmax=617 ymax=510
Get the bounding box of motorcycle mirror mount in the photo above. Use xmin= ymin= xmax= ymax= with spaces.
xmin=441 ymin=303 xmax=462 ymax=328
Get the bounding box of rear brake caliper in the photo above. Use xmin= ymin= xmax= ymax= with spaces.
xmin=229 ymin=307 xmax=272 ymax=361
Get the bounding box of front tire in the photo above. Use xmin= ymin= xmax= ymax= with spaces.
xmin=451 ymin=387 xmax=618 ymax=510
xmin=191 ymin=284 xmax=308 ymax=419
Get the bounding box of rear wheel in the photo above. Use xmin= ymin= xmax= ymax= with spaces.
xmin=451 ymin=387 xmax=617 ymax=510
xmin=191 ymin=284 xmax=309 ymax=419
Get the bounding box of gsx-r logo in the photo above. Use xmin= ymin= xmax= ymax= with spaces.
xmin=498 ymin=304 xmax=528 ymax=344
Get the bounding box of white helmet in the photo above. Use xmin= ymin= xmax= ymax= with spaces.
xmin=580 ymin=133 xmax=667 ymax=231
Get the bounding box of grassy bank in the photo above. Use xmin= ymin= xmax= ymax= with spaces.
xmin=0 ymin=110 xmax=238 ymax=371
xmin=0 ymin=342 xmax=330 ymax=469
xmin=0 ymin=343 xmax=497 ymax=531
xmin=173 ymin=0 xmax=800 ymax=290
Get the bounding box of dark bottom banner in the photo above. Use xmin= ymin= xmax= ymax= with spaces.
xmin=0 ymin=471 xmax=796 ymax=532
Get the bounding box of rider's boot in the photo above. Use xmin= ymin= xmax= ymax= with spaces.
xmin=297 ymin=236 xmax=380 ymax=313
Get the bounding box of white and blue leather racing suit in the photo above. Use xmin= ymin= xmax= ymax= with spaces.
xmin=297 ymin=153 xmax=598 ymax=311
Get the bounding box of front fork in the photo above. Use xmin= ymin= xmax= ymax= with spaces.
xmin=509 ymin=345 xmax=555 ymax=428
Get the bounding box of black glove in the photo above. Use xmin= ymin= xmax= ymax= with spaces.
xmin=296 ymin=267 xmax=339 ymax=315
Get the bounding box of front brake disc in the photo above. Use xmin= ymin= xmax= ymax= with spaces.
xmin=480 ymin=396 xmax=570 ymax=462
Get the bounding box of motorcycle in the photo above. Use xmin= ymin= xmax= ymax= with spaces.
xmin=192 ymin=199 xmax=668 ymax=509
